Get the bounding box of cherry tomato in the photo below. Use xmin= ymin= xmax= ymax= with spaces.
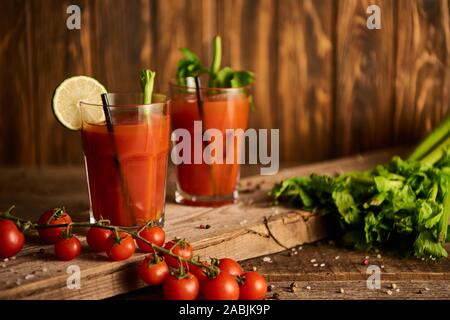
xmin=54 ymin=236 xmax=81 ymax=261
xmin=105 ymin=231 xmax=135 ymax=261
xmin=0 ymin=220 xmax=25 ymax=258
xmin=202 ymin=271 xmax=240 ymax=300
xmin=138 ymin=255 xmax=169 ymax=286
xmin=37 ymin=208 xmax=72 ymax=244
xmin=238 ymin=271 xmax=267 ymax=300
xmin=163 ymin=273 xmax=199 ymax=300
xmin=87 ymin=227 xmax=112 ymax=252
xmin=218 ymin=258 xmax=244 ymax=276
xmin=136 ymin=226 xmax=165 ymax=253
xmin=188 ymin=262 xmax=210 ymax=284
xmin=163 ymin=239 xmax=193 ymax=268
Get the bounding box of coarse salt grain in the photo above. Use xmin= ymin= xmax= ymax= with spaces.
xmin=320 ymin=263 xmax=326 ymax=267
xmin=15 ymin=279 xmax=21 ymax=286
xmin=11 ymin=256 xmax=16 ymax=260
xmin=262 ymin=257 xmax=273 ymax=263
xmin=298 ymin=246 xmax=303 ymax=250
xmin=313 ymin=263 xmax=319 ymax=267
xmin=310 ymin=259 xmax=316 ymax=263
xmin=42 ymin=267 xmax=48 ymax=272
xmin=365 ymin=256 xmax=370 ymax=259
xmin=239 ymin=219 xmax=248 ymax=226
xmin=306 ymin=286 xmax=311 ymax=290
xmin=377 ymin=254 xmax=382 ymax=259
xmin=425 ymin=287 xmax=430 ymax=291
xmin=25 ymin=274 xmax=35 ymax=280
xmin=386 ymin=290 xmax=393 ymax=295
xmin=395 ymin=288 xmax=400 ymax=292
xmin=381 ymin=265 xmax=385 ymax=269
xmin=339 ymin=288 xmax=345 ymax=294
xmin=335 ymin=256 xmax=340 ymax=260
xmin=3 ymin=258 xmax=8 ymax=262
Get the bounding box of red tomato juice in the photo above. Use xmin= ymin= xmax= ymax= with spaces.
xmin=81 ymin=115 xmax=170 ymax=226
xmin=170 ymin=92 xmax=249 ymax=203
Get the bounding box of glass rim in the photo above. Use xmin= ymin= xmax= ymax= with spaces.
xmin=79 ymin=92 xmax=167 ymax=108
xmin=169 ymin=78 xmax=252 ymax=91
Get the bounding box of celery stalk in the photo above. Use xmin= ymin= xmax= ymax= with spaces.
xmin=140 ymin=69 xmax=155 ymax=104
xmin=408 ymin=113 xmax=450 ymax=161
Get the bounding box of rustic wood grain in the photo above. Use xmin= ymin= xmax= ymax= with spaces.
xmin=277 ymin=0 xmax=333 ymax=161
xmin=27 ymin=0 xmax=93 ymax=165
xmin=394 ymin=0 xmax=450 ymax=144
xmin=335 ymin=0 xmax=395 ymax=156
xmin=0 ymin=0 xmax=35 ymax=165
xmin=0 ymin=150 xmax=402 ymax=300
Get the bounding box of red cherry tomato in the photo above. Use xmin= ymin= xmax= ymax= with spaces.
xmin=136 ymin=226 xmax=165 ymax=253
xmin=37 ymin=208 xmax=72 ymax=244
xmin=218 ymin=258 xmax=244 ymax=276
xmin=238 ymin=271 xmax=267 ymax=300
xmin=188 ymin=262 xmax=210 ymax=284
xmin=105 ymin=231 xmax=135 ymax=261
xmin=163 ymin=273 xmax=199 ymax=300
xmin=0 ymin=220 xmax=25 ymax=258
xmin=54 ymin=236 xmax=81 ymax=261
xmin=87 ymin=227 xmax=112 ymax=252
xmin=202 ymin=271 xmax=240 ymax=300
xmin=163 ymin=239 xmax=193 ymax=268
xmin=138 ymin=255 xmax=169 ymax=286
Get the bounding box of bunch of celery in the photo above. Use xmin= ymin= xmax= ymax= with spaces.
xmin=271 ymin=116 xmax=450 ymax=259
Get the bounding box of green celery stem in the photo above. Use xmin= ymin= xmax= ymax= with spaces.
xmin=408 ymin=113 xmax=450 ymax=161
xmin=140 ymin=69 xmax=155 ymax=104
xmin=420 ymin=135 xmax=450 ymax=166
xmin=208 ymin=35 xmax=222 ymax=87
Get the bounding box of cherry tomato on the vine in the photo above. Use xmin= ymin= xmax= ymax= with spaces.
xmin=163 ymin=273 xmax=199 ymax=300
xmin=188 ymin=262 xmax=210 ymax=284
xmin=54 ymin=236 xmax=81 ymax=261
xmin=0 ymin=219 xmax=25 ymax=258
xmin=217 ymin=258 xmax=244 ymax=277
xmin=238 ymin=271 xmax=267 ymax=300
xmin=37 ymin=208 xmax=72 ymax=244
xmin=136 ymin=226 xmax=165 ymax=253
xmin=138 ymin=255 xmax=169 ymax=286
xmin=163 ymin=239 xmax=193 ymax=268
xmin=105 ymin=231 xmax=135 ymax=261
xmin=202 ymin=271 xmax=240 ymax=300
xmin=87 ymin=227 xmax=112 ymax=252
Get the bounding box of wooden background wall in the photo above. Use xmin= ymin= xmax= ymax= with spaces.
xmin=1 ymin=0 xmax=449 ymax=166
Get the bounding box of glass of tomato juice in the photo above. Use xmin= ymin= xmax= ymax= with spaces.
xmin=169 ymin=81 xmax=251 ymax=206
xmin=80 ymin=93 xmax=170 ymax=227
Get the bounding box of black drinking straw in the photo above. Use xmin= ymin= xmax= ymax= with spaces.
xmin=194 ymin=76 xmax=204 ymax=119
xmin=101 ymin=93 xmax=135 ymax=224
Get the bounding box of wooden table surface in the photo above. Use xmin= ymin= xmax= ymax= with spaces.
xmin=1 ymin=148 xmax=449 ymax=300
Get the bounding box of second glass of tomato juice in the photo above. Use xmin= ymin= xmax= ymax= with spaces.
xmin=80 ymin=93 xmax=170 ymax=227
xmin=169 ymin=82 xmax=251 ymax=206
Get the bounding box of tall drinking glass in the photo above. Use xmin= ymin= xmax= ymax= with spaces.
xmin=169 ymin=82 xmax=251 ymax=206
xmin=80 ymin=93 xmax=170 ymax=227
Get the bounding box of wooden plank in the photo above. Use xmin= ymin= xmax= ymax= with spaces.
xmin=0 ymin=150 xmax=402 ymax=299
xmin=276 ymin=0 xmax=334 ymax=161
xmin=394 ymin=0 xmax=450 ymax=144
xmin=28 ymin=0 xmax=93 ymax=165
xmin=335 ymin=0 xmax=395 ymax=155
xmin=0 ymin=0 xmax=35 ymax=165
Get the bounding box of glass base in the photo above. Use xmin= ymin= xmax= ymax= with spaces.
xmin=88 ymin=210 xmax=165 ymax=228
xmin=175 ymin=189 xmax=238 ymax=207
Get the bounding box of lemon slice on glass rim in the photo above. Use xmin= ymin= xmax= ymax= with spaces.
xmin=52 ymin=76 xmax=107 ymax=130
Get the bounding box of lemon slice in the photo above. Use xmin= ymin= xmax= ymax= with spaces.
xmin=52 ymin=76 xmax=107 ymax=130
